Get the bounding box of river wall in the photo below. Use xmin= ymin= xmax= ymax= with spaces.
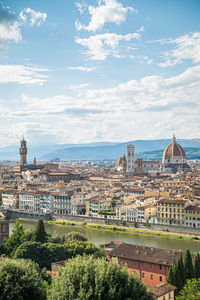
xmin=51 ymin=214 xmax=200 ymax=235
xmin=4 ymin=209 xmax=200 ymax=235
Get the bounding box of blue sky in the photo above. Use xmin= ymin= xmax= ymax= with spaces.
xmin=0 ymin=0 xmax=200 ymax=146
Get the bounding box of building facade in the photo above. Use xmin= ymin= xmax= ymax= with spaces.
xmin=0 ymin=218 xmax=9 ymax=245
xmin=104 ymin=241 xmax=187 ymax=287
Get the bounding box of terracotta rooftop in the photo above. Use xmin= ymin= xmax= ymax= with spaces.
xmin=151 ymin=283 xmax=176 ymax=297
xmin=104 ymin=242 xmax=193 ymax=266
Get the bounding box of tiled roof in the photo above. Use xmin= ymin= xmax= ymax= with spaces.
xmin=104 ymin=242 xmax=193 ymax=266
xmin=151 ymin=283 xmax=176 ymax=297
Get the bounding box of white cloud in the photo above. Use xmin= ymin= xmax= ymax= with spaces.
xmin=0 ymin=3 xmax=47 ymax=52
xmin=0 ymin=65 xmax=49 ymax=85
xmin=76 ymin=0 xmax=136 ymax=32
xmin=1 ymin=65 xmax=199 ymax=145
xmin=75 ymin=32 xmax=140 ymax=60
xmin=0 ymin=3 xmax=22 ymax=52
xmin=67 ymin=66 xmax=96 ymax=72
xmin=158 ymin=32 xmax=200 ymax=67
xmin=67 ymin=83 xmax=91 ymax=90
xmin=20 ymin=8 xmax=47 ymax=26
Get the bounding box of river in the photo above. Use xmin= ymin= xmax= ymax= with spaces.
xmin=10 ymin=219 xmax=200 ymax=253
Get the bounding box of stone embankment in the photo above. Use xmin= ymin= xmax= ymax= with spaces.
xmin=3 ymin=208 xmax=200 ymax=236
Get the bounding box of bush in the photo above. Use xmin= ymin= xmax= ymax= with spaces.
xmin=0 ymin=258 xmax=46 ymax=300
xmin=14 ymin=240 xmax=104 ymax=270
xmin=48 ymin=256 xmax=153 ymax=300
xmin=65 ymin=232 xmax=88 ymax=242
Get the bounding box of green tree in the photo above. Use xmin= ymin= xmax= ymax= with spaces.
xmin=32 ymin=219 xmax=48 ymax=243
xmin=167 ymin=266 xmax=174 ymax=285
xmin=176 ymin=278 xmax=200 ymax=300
xmin=184 ymin=249 xmax=194 ymax=280
xmin=178 ymin=254 xmax=185 ymax=289
xmin=0 ymin=258 xmax=46 ymax=300
xmin=14 ymin=240 xmax=104 ymax=269
xmin=48 ymin=256 xmax=153 ymax=300
xmin=65 ymin=232 xmax=88 ymax=242
xmin=4 ymin=220 xmax=26 ymax=256
xmin=194 ymin=253 xmax=200 ymax=279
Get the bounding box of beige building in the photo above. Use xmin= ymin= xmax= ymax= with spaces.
xmin=2 ymin=190 xmax=19 ymax=208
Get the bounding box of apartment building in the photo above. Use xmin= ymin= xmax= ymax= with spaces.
xmin=157 ymin=199 xmax=186 ymax=225
xmin=104 ymin=241 xmax=189 ymax=287
xmin=51 ymin=190 xmax=73 ymax=215
xmin=19 ymin=191 xmax=51 ymax=213
xmin=2 ymin=190 xmax=19 ymax=208
xmin=184 ymin=204 xmax=200 ymax=228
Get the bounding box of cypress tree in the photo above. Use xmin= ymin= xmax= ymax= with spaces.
xmin=184 ymin=249 xmax=194 ymax=280
xmin=178 ymin=254 xmax=185 ymax=289
xmin=167 ymin=266 xmax=174 ymax=285
xmin=194 ymin=253 xmax=200 ymax=279
xmin=172 ymin=260 xmax=181 ymax=291
xmin=32 ymin=220 xmax=47 ymax=243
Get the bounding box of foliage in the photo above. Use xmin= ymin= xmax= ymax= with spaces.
xmin=0 ymin=258 xmax=46 ymax=300
xmin=167 ymin=258 xmax=182 ymax=292
xmin=184 ymin=249 xmax=194 ymax=280
xmin=194 ymin=253 xmax=200 ymax=279
xmin=178 ymin=254 xmax=185 ymax=290
xmin=32 ymin=219 xmax=48 ymax=243
xmin=14 ymin=240 xmax=104 ymax=270
xmin=98 ymin=210 xmax=116 ymax=215
xmin=4 ymin=220 xmax=26 ymax=256
xmin=133 ymin=222 xmax=138 ymax=228
xmin=48 ymin=256 xmax=153 ymax=300
xmin=176 ymin=278 xmax=200 ymax=300
xmin=65 ymin=232 xmax=88 ymax=242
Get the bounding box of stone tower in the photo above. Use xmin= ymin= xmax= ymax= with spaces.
xmin=20 ymin=138 xmax=27 ymax=167
xmin=126 ymin=145 xmax=135 ymax=173
xmin=122 ymin=153 xmax=127 ymax=173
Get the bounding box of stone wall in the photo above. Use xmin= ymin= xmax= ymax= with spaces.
xmin=52 ymin=214 xmax=200 ymax=235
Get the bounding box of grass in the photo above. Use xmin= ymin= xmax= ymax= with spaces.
xmin=48 ymin=220 xmax=200 ymax=241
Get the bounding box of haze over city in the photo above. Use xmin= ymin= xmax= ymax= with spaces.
xmin=0 ymin=0 xmax=200 ymax=147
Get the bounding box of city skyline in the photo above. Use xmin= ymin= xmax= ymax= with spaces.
xmin=0 ymin=0 xmax=200 ymax=147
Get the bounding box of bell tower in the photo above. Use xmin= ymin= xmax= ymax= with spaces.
xmin=20 ymin=138 xmax=27 ymax=167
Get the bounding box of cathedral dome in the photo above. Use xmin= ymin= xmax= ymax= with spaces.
xmin=162 ymin=135 xmax=186 ymax=165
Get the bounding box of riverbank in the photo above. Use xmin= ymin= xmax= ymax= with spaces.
xmin=48 ymin=220 xmax=200 ymax=241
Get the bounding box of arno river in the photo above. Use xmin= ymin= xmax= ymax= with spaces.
xmin=10 ymin=219 xmax=200 ymax=253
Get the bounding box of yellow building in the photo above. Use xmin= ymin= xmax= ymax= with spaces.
xmin=157 ymin=199 xmax=186 ymax=225
xmin=184 ymin=204 xmax=200 ymax=228
xmin=144 ymin=204 xmax=157 ymax=220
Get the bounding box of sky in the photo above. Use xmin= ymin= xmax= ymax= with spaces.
xmin=0 ymin=0 xmax=200 ymax=147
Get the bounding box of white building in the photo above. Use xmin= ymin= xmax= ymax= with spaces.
xmin=71 ymin=193 xmax=86 ymax=215
xmin=2 ymin=190 xmax=19 ymax=209
xmin=51 ymin=190 xmax=73 ymax=215
xmin=19 ymin=192 xmax=51 ymax=213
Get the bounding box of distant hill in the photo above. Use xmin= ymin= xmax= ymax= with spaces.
xmin=0 ymin=139 xmax=199 ymax=161
xmin=39 ymin=139 xmax=200 ymax=161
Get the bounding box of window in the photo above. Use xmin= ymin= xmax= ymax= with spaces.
xmin=126 ymin=259 xmax=128 ymax=265
xmin=118 ymin=257 xmax=120 ymax=263
xmin=150 ymin=263 xmax=153 ymax=268
xmin=160 ymin=276 xmax=162 ymax=282
xmin=142 ymin=273 xmax=145 ymax=278
xmin=151 ymin=274 xmax=153 ymax=280
xmin=160 ymin=265 xmax=162 ymax=270
xmin=2 ymin=224 xmax=6 ymax=233
xmin=142 ymin=262 xmax=144 ymax=267
xmin=134 ymin=260 xmax=136 ymax=265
